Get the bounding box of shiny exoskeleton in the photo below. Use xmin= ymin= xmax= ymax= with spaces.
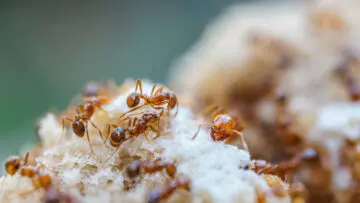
xmin=104 ymin=111 xmax=163 ymax=161
xmin=147 ymin=175 xmax=191 ymax=203
xmin=192 ymin=107 xmax=248 ymax=151
xmin=126 ymin=159 xmax=176 ymax=179
xmin=62 ymin=97 xmax=107 ymax=153
xmin=123 ymin=80 xmax=178 ymax=118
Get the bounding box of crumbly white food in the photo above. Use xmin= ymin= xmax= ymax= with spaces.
xmin=0 ymin=81 xmax=290 ymax=203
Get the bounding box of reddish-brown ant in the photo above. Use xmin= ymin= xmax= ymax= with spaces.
xmin=147 ymin=175 xmax=191 ymax=203
xmin=122 ymin=80 xmax=178 ymax=118
xmin=241 ymin=148 xmax=319 ymax=180
xmin=5 ymin=152 xmax=30 ymax=176
xmin=62 ymin=97 xmax=107 ymax=153
xmin=191 ymin=107 xmax=248 ymax=151
xmin=104 ymin=111 xmax=164 ymax=161
xmin=126 ymin=159 xmax=176 ymax=179
xmin=4 ymin=152 xmax=54 ymax=196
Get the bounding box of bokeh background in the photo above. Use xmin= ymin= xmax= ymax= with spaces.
xmin=0 ymin=1 xmax=258 ymax=162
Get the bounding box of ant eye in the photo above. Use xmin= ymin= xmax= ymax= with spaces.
xmin=127 ymin=92 xmax=140 ymax=107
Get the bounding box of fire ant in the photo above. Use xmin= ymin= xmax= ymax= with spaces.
xmin=5 ymin=152 xmax=30 ymax=176
xmin=4 ymin=153 xmax=54 ymax=195
xmin=242 ymin=148 xmax=319 ymax=180
xmin=147 ymin=175 xmax=191 ymax=203
xmin=122 ymin=80 xmax=178 ymax=118
xmin=191 ymin=106 xmax=248 ymax=151
xmin=104 ymin=111 xmax=163 ymax=161
xmin=126 ymin=159 xmax=176 ymax=179
xmin=62 ymin=97 xmax=108 ymax=153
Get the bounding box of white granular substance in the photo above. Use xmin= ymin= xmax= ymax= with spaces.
xmin=0 ymin=81 xmax=290 ymax=203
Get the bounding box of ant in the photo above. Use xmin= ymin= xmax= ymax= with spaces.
xmin=122 ymin=80 xmax=178 ymax=118
xmin=147 ymin=175 xmax=191 ymax=203
xmin=4 ymin=153 xmax=54 ymax=195
xmin=62 ymin=97 xmax=107 ymax=153
xmin=191 ymin=106 xmax=248 ymax=151
xmin=104 ymin=111 xmax=164 ymax=161
xmin=126 ymin=159 xmax=176 ymax=179
xmin=5 ymin=152 xmax=30 ymax=176
xmin=242 ymin=148 xmax=319 ymax=180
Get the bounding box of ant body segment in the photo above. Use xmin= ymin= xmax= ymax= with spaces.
xmin=147 ymin=175 xmax=191 ymax=203
xmin=104 ymin=111 xmax=164 ymax=161
xmin=122 ymin=80 xmax=178 ymax=118
xmin=5 ymin=152 xmax=30 ymax=176
xmin=62 ymin=97 xmax=107 ymax=153
xmin=192 ymin=106 xmax=248 ymax=151
xmin=126 ymin=159 xmax=176 ymax=179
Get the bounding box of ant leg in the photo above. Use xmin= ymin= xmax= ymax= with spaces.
xmin=135 ymin=80 xmax=143 ymax=94
xmin=104 ymin=124 xmax=118 ymax=146
xmin=191 ymin=125 xmax=212 ymax=140
xmin=231 ymin=130 xmax=248 ymax=151
xmin=85 ymin=123 xmax=95 ymax=155
xmin=117 ymin=104 xmax=148 ymax=120
xmin=154 ymin=87 xmax=164 ymax=95
xmin=23 ymin=152 xmax=30 ymax=165
xmin=89 ymin=120 xmax=105 ymax=144
xmin=61 ymin=117 xmax=73 ymax=141
xmin=150 ymin=83 xmax=157 ymax=96
xmin=103 ymin=138 xmax=130 ymax=165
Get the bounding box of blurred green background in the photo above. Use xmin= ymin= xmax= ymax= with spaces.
xmin=0 ymin=1 xmax=256 ymax=162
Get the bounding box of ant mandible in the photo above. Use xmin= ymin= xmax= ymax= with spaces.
xmin=122 ymin=80 xmax=178 ymax=118
xmin=126 ymin=158 xmax=177 ymax=179
xmin=191 ymin=106 xmax=248 ymax=151
xmin=147 ymin=175 xmax=191 ymax=203
xmin=62 ymin=97 xmax=107 ymax=153
xmin=104 ymin=111 xmax=164 ymax=162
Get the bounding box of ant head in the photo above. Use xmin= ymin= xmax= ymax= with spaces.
xmin=5 ymin=156 xmax=21 ymax=175
xmin=72 ymin=120 xmax=86 ymax=137
xmin=127 ymin=92 xmax=140 ymax=108
xmin=126 ymin=161 xmax=141 ymax=178
xmin=83 ymin=102 xmax=95 ymax=116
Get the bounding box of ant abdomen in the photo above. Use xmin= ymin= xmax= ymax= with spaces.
xmin=72 ymin=120 xmax=86 ymax=137
xmin=110 ymin=128 xmax=127 ymax=147
xmin=5 ymin=157 xmax=21 ymax=176
xmin=127 ymin=92 xmax=141 ymax=108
